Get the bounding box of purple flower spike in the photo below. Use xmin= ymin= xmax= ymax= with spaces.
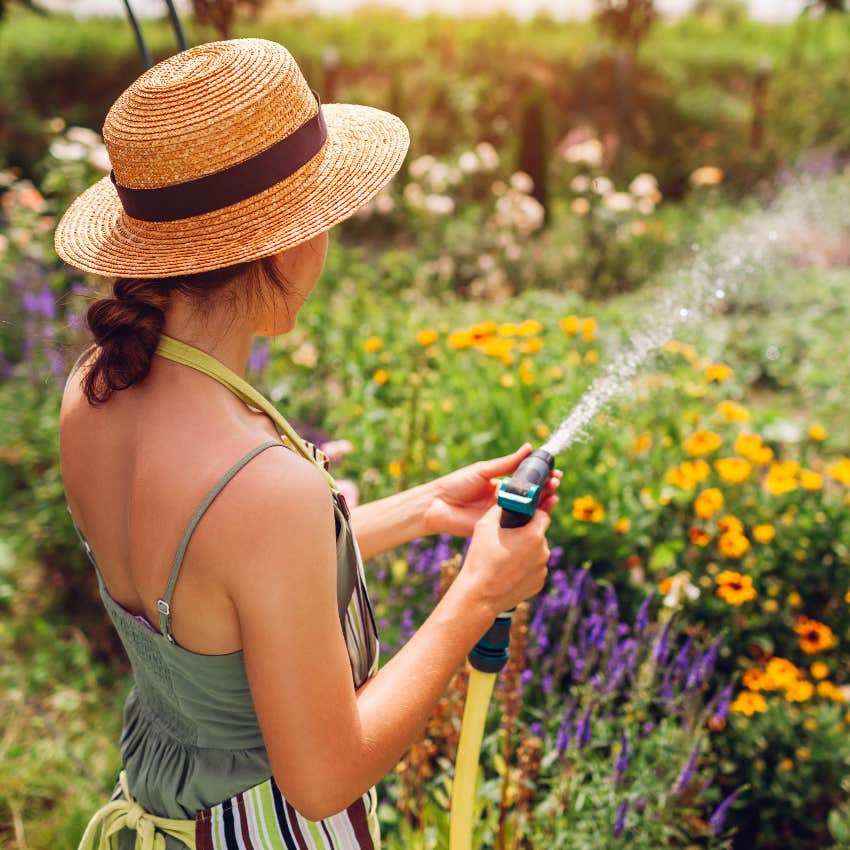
xmin=614 ymin=730 xmax=630 ymax=778
xmin=248 ymin=339 xmax=270 ymax=375
xmin=635 ymin=592 xmax=653 ymax=639
xmin=673 ymin=636 xmax=693 ymax=679
xmin=711 ymin=682 xmax=734 ymax=725
xmin=672 ymin=739 xmax=701 ymax=795
xmin=613 ymin=799 xmax=628 ymax=837
xmin=556 ymin=703 xmax=575 ymax=755
xmin=709 ymin=788 xmax=743 ymax=835
xmin=575 ymin=704 xmax=593 ymax=749
xmin=652 ymin=619 xmax=672 ymax=667
xmin=548 ymin=546 xmax=564 ymax=567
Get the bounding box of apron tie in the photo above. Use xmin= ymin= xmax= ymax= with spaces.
xmin=78 ymin=770 xmax=197 ymax=850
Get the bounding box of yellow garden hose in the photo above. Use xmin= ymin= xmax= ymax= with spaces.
xmin=449 ymin=670 xmax=497 ymax=850
xmin=448 ymin=448 xmax=556 ymax=850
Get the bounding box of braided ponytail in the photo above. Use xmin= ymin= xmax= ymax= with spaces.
xmin=80 ymin=254 xmax=291 ymax=406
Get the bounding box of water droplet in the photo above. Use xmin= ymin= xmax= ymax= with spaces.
xmin=679 ymin=308 xmax=689 ymax=319
xmin=715 ymin=289 xmax=725 ymax=299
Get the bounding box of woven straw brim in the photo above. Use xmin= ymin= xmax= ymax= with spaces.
xmin=54 ymin=103 xmax=409 ymax=279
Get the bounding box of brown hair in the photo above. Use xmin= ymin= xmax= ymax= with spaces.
xmin=82 ymin=254 xmax=289 ymax=406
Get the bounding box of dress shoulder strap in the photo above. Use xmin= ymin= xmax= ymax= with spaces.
xmin=154 ymin=333 xmax=338 ymax=492
xmin=63 ymin=342 xmax=98 ymax=395
xmin=157 ymin=439 xmax=286 ymax=644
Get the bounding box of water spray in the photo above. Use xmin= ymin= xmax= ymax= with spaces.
xmin=450 ymin=449 xmax=555 ymax=850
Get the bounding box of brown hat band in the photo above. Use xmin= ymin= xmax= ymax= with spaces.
xmin=109 ymin=88 xmax=328 ymax=223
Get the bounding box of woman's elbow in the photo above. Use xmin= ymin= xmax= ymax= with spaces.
xmin=273 ymin=768 xmax=368 ymax=822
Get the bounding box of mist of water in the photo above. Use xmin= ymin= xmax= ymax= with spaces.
xmin=539 ymin=172 xmax=850 ymax=458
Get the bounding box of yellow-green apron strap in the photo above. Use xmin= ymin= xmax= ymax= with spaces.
xmin=154 ymin=333 xmax=338 ymax=491
xmin=77 ymin=770 xmax=197 ymax=850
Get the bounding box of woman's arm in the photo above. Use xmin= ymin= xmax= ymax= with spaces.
xmin=219 ymin=448 xmax=553 ymax=821
xmin=348 ymin=481 xmax=437 ymax=561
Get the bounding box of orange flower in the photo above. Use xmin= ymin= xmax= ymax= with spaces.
xmin=572 ymin=495 xmax=605 ymax=523
xmin=581 ymin=318 xmax=597 ymax=343
xmin=388 ymin=460 xmax=404 ymax=477
xmin=614 ymin=518 xmax=631 ymax=534
xmin=794 ymin=616 xmax=837 ymax=654
xmin=520 ymin=337 xmax=543 ymax=355
xmin=372 ymin=368 xmax=389 ymax=384
xmin=718 ymin=532 xmax=750 ymax=560
xmin=448 ymin=329 xmax=474 ymax=349
xmin=810 ymin=662 xmax=829 ymax=680
xmin=364 ymin=335 xmax=383 ymax=353
xmin=766 ymin=461 xmax=799 ymax=496
xmin=717 ymin=515 xmax=744 ymax=535
xmin=689 ymin=527 xmax=711 ymax=547
xmin=809 ymin=423 xmax=827 ymax=441
xmin=632 ymin=433 xmax=653 ymax=455
xmin=752 ymin=524 xmax=776 ymax=544
xmin=715 ymin=457 xmax=752 ymax=484
xmin=518 ymin=319 xmax=543 ymax=336
xmin=716 ymin=400 xmax=750 ymax=423
xmin=560 ymin=315 xmax=579 ymax=335
xmin=785 ymin=680 xmax=815 ymax=702
xmin=828 ymin=458 xmax=850 ymax=486
xmin=800 ymin=469 xmax=823 ymax=491
xmin=684 ymin=430 xmax=722 ymax=457
xmin=735 ymin=433 xmax=774 ymax=466
xmin=694 ymin=488 xmax=724 ymax=519
xmin=416 ymin=328 xmax=438 ymax=347
xmin=742 ymin=668 xmax=768 ymax=691
xmin=667 ymin=459 xmax=710 ymax=490
xmin=716 ymin=570 xmax=757 ymax=605
xmin=731 ymin=690 xmax=766 ymax=716
xmin=704 ymin=363 xmax=733 ymax=383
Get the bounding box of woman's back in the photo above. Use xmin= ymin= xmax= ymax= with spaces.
xmin=61 ymin=343 xmax=380 ymax=847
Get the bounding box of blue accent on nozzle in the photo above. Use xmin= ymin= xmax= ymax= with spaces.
xmin=497 ymin=480 xmax=541 ymax=516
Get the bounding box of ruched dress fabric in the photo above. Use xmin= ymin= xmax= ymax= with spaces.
xmin=65 ymin=345 xmax=381 ymax=850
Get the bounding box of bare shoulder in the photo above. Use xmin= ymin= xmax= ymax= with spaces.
xmin=202 ymin=445 xmax=338 ymax=600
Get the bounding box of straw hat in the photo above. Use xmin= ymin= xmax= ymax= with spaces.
xmin=54 ymin=38 xmax=410 ymax=279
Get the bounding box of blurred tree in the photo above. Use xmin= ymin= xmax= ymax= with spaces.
xmin=517 ymin=84 xmax=550 ymax=228
xmin=594 ymin=0 xmax=657 ymax=53
xmin=691 ymin=0 xmax=748 ymax=25
xmin=803 ymin=0 xmax=847 ymax=10
xmin=191 ymin=0 xmax=268 ymax=39
xmin=0 ymin=0 xmax=47 ymax=21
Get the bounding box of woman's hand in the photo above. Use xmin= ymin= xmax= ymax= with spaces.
xmin=422 ymin=443 xmax=563 ymax=538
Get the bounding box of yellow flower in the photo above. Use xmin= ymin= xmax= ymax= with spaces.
xmin=716 ymin=400 xmax=750 ymax=422
xmin=585 ymin=349 xmax=599 ymax=365
xmin=363 ymin=335 xmax=383 ymax=353
xmin=372 ymin=368 xmax=389 ymax=385
xmin=800 ymin=469 xmax=823 ymax=491
xmin=483 ymin=337 xmax=514 ymax=361
xmin=520 ymin=337 xmax=543 ymax=355
xmin=785 ymin=680 xmax=815 ymax=702
xmin=684 ymin=430 xmax=722 ymax=457
xmin=788 ymin=591 xmax=802 ymax=607
xmin=809 ymin=423 xmax=827 ymax=441
xmin=715 ymin=457 xmax=752 ymax=484
xmin=632 ymin=433 xmax=653 ymax=455
xmin=753 ymin=524 xmax=775 ymax=544
xmin=764 ymin=599 xmax=779 ymax=613
xmin=731 ymin=690 xmax=766 ymax=716
xmin=694 ymin=487 xmax=724 ymax=519
xmin=427 ymin=459 xmax=441 ymax=472
xmin=560 ymin=315 xmax=579 ymax=335
xmin=581 ymin=318 xmax=597 ymax=343
xmin=416 ymin=328 xmax=438 ymax=347
xmin=704 ymin=363 xmax=733 ymax=383
xmin=766 ymin=461 xmax=799 ymax=496
xmin=818 ymin=681 xmax=846 ymax=702
xmin=765 ymin=657 xmax=801 ymax=690
xmin=499 ymin=373 xmax=515 ymax=388
xmin=778 ymin=758 xmax=794 ymax=771
xmin=718 ymin=532 xmax=751 ymax=560
xmin=498 ymin=322 xmax=518 ymax=337
xmin=742 ymin=668 xmax=768 ymax=691
xmin=518 ymin=319 xmax=542 ymax=336
xmin=828 ymin=458 xmax=850 ymax=485
xmin=448 ymin=329 xmax=474 ymax=349
xmin=735 ymin=433 xmax=773 ymax=466
xmin=691 ymin=165 xmax=724 ymax=187
xmin=614 ymin=518 xmax=631 ymax=534
xmin=534 ymin=422 xmax=550 ymax=440
xmin=519 ymin=360 xmax=535 ymax=386
xmin=717 ymin=515 xmax=744 ymax=536
xmin=794 ymin=616 xmax=837 ymax=654
xmin=547 ymin=365 xmax=563 ymax=380
xmin=811 ymin=662 xmax=829 ymax=680
xmin=572 ymin=495 xmax=605 ymax=523
xmin=388 ymin=460 xmax=403 ymax=477
xmin=667 ymin=459 xmax=711 ymax=490
xmin=716 ymin=570 xmax=757 ymax=605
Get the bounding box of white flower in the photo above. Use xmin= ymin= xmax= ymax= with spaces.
xmin=423 ymin=194 xmax=454 ymax=216
xmin=475 ymin=141 xmax=499 ymax=171
xmin=591 ymin=176 xmax=614 ymax=195
xmin=662 ymin=572 xmax=701 ymax=608
xmin=408 ymin=154 xmax=436 ymax=180
xmin=88 ymin=144 xmax=112 ymax=172
xmin=477 ymin=253 xmax=496 ymax=272
xmin=570 ymin=175 xmax=591 ymax=193
xmin=563 ymin=139 xmax=603 ymax=168
xmin=66 ymin=126 xmax=102 ymax=148
xmin=637 ymin=197 xmax=656 ymax=216
xmin=374 ymin=191 xmax=394 ymax=214
xmin=458 ymin=151 xmax=479 ymax=173
xmin=603 ymin=191 xmax=633 ymax=212
xmin=49 ymin=140 xmax=87 ymax=161
xmin=629 ymin=172 xmax=658 ymax=198
xmin=403 ymin=182 xmax=425 ymax=208
xmin=292 ymin=342 xmax=318 ymax=368
xmin=509 ymin=170 xmax=534 ymax=194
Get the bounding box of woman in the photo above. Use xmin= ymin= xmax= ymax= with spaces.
xmin=56 ymin=38 xmax=560 ymax=850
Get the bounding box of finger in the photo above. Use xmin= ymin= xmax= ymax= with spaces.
xmin=477 ymin=442 xmax=533 ymax=478
xmin=539 ymin=494 xmax=560 ymax=515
